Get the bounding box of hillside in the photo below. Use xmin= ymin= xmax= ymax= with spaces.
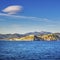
xmin=0 ymin=32 xmax=60 ymax=41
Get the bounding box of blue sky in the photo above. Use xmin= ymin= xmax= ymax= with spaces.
xmin=0 ymin=0 xmax=60 ymax=34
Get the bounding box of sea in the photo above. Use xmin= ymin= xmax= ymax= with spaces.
xmin=0 ymin=40 xmax=60 ymax=60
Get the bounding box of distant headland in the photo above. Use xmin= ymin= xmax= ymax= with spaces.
xmin=0 ymin=31 xmax=60 ymax=41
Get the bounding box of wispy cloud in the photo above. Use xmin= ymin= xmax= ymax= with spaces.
xmin=0 ymin=4 xmax=52 ymax=22
xmin=0 ymin=13 xmax=49 ymax=22
xmin=0 ymin=24 xmax=24 ymax=34
xmin=2 ymin=5 xmax=23 ymax=14
xmin=0 ymin=24 xmax=45 ymax=34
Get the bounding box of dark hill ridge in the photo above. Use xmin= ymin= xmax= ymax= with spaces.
xmin=0 ymin=31 xmax=60 ymax=41
xmin=0 ymin=31 xmax=51 ymax=39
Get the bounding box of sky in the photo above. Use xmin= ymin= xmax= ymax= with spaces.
xmin=0 ymin=0 xmax=60 ymax=34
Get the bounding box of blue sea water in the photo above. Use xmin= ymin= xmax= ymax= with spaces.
xmin=0 ymin=40 xmax=60 ymax=60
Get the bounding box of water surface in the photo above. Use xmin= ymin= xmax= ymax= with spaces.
xmin=0 ymin=40 xmax=60 ymax=60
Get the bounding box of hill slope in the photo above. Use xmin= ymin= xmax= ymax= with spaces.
xmin=0 ymin=32 xmax=60 ymax=41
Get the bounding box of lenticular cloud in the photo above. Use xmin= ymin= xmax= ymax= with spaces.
xmin=2 ymin=5 xmax=23 ymax=14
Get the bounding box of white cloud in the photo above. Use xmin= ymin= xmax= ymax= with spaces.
xmin=2 ymin=5 xmax=23 ymax=14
